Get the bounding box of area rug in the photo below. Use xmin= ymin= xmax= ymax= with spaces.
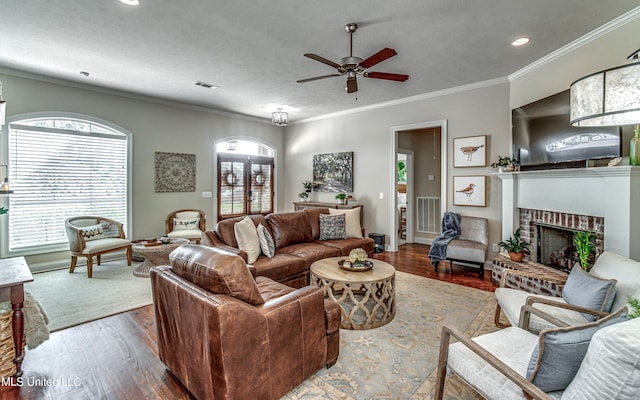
xmin=285 ymin=271 xmax=500 ymax=400
xmin=25 ymin=259 xmax=153 ymax=332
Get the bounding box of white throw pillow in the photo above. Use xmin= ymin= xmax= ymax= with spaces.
xmin=81 ymin=224 xmax=105 ymax=241
xmin=256 ymin=223 xmax=275 ymax=258
xmin=173 ymin=217 xmax=200 ymax=231
xmin=234 ymin=216 xmax=261 ymax=264
xmin=329 ymin=207 xmax=363 ymax=238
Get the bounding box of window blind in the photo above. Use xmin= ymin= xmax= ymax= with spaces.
xmin=7 ymin=121 xmax=128 ymax=252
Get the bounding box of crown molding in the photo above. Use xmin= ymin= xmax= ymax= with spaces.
xmin=509 ymin=6 xmax=640 ymax=81
xmin=294 ymin=77 xmax=509 ymax=125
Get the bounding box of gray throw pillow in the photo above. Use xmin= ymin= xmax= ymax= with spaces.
xmin=256 ymin=223 xmax=275 ymax=258
xmin=562 ymin=265 xmax=617 ymax=321
xmin=318 ymin=213 xmax=347 ymax=240
xmin=526 ymin=306 xmax=628 ymax=392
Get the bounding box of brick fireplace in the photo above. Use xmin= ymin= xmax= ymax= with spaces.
xmin=519 ymin=208 xmax=604 ymax=271
xmin=497 ymin=166 xmax=640 ymax=260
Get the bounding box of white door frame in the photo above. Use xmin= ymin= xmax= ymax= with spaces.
xmin=389 ymin=120 xmax=448 ymax=252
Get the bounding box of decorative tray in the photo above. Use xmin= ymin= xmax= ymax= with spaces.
xmin=338 ymin=259 xmax=374 ymax=272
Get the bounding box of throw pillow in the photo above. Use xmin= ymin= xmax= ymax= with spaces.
xmin=234 ymin=216 xmax=261 ymax=264
xmin=526 ymin=306 xmax=628 ymax=392
xmin=328 ymin=207 xmax=363 ymax=238
xmin=319 ymin=213 xmax=347 ymax=240
xmin=173 ymin=217 xmax=200 ymax=231
xmin=562 ymin=265 xmax=617 ymax=321
xmin=81 ymin=224 xmax=105 ymax=241
xmin=256 ymin=223 xmax=275 ymax=258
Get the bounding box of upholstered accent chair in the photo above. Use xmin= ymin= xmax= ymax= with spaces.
xmin=64 ymin=216 xmax=132 ymax=278
xmin=437 ymin=216 xmax=488 ymax=278
xmin=435 ymin=306 xmax=639 ymax=400
xmin=165 ymin=209 xmax=205 ymax=244
xmin=150 ymin=244 xmax=341 ymax=400
xmin=495 ymin=251 xmax=640 ymax=332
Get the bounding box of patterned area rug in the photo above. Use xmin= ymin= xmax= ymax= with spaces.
xmin=25 ymin=259 xmax=152 ymax=332
xmin=285 ymin=271 xmax=500 ymax=400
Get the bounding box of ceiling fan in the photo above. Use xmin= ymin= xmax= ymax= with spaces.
xmin=297 ymin=23 xmax=409 ymax=94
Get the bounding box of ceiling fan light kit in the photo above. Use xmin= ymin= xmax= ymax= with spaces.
xmin=297 ymin=22 xmax=409 ymax=94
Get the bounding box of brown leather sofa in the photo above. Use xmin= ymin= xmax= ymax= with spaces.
xmin=151 ymin=244 xmax=341 ymax=400
xmin=202 ymin=208 xmax=375 ymax=288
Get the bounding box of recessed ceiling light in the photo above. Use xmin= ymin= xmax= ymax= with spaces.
xmin=511 ymin=37 xmax=531 ymax=47
xmin=119 ymin=0 xmax=140 ymax=6
xmin=80 ymin=71 xmax=90 ymax=77
xmin=194 ymin=81 xmax=219 ymax=89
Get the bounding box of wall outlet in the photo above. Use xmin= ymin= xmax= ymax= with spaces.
xmin=379 ymin=192 xmax=384 ymax=200
xmin=492 ymin=243 xmax=499 ymax=252
xmin=202 ymin=191 xmax=212 ymax=198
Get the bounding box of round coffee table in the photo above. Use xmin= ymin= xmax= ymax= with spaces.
xmin=132 ymin=238 xmax=189 ymax=278
xmin=310 ymin=256 xmax=395 ymax=330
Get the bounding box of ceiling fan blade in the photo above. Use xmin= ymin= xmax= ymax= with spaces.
xmin=303 ymin=53 xmax=341 ymax=69
xmin=365 ymin=71 xmax=409 ymax=82
xmin=359 ymin=48 xmax=397 ymax=69
xmin=346 ymin=76 xmax=358 ymax=93
xmin=297 ymin=74 xmax=342 ymax=83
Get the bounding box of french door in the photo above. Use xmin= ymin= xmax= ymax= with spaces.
xmin=217 ymin=154 xmax=274 ymax=220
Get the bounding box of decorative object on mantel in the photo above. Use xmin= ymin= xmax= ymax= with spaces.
xmin=574 ymin=230 xmax=596 ymax=271
xmin=453 ymin=135 xmax=487 ymax=167
xmin=608 ymin=157 xmax=622 ymax=167
xmin=490 ymin=155 xmax=518 ymax=173
xmin=313 ymin=152 xmax=353 ymax=192
xmin=335 ymin=192 xmax=347 ymax=204
xmin=570 ymin=48 xmax=640 ymax=165
xmin=498 ymin=228 xmax=530 ymax=262
xmin=154 ymin=152 xmax=196 ymax=192
xmin=453 ymin=176 xmax=486 ymax=207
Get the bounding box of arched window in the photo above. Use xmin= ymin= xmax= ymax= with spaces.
xmin=2 ymin=114 xmax=130 ymax=256
xmin=216 ymin=139 xmax=274 ymax=220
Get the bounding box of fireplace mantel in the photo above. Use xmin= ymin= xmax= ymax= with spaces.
xmin=497 ymin=166 xmax=640 ymax=260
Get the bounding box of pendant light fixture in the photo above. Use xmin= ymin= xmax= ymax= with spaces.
xmin=272 ymin=108 xmax=288 ymax=126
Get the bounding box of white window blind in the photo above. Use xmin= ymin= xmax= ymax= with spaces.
xmin=7 ymin=119 xmax=128 ymax=252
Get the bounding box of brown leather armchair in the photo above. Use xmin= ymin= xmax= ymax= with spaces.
xmin=150 ymin=244 xmax=340 ymax=400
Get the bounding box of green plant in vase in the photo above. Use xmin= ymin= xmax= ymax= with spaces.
xmin=498 ymin=229 xmax=530 ymax=262
xmin=0 ymin=207 xmax=7 ymax=215
xmin=573 ymin=230 xmax=596 ymax=271
xmin=335 ymin=193 xmax=347 ymax=204
xmin=490 ymin=156 xmax=518 ymax=172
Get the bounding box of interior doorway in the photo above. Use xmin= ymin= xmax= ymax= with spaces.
xmin=389 ymin=120 xmax=447 ymax=252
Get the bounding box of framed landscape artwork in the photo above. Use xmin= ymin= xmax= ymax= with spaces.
xmin=453 ymin=175 xmax=486 ymax=207
xmin=453 ymin=135 xmax=487 ymax=167
xmin=312 ymin=151 xmax=353 ymax=192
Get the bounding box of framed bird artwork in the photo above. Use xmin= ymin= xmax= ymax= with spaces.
xmin=453 ymin=135 xmax=487 ymax=167
xmin=453 ymin=176 xmax=486 ymax=207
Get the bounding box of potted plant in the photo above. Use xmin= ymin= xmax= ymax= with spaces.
xmin=498 ymin=228 xmax=530 ymax=262
xmin=628 ymin=296 xmax=640 ymax=319
xmin=0 ymin=207 xmax=7 ymax=215
xmin=573 ymin=230 xmax=596 ymax=271
xmin=335 ymin=193 xmax=347 ymax=204
xmin=302 ymin=180 xmax=313 ymax=194
xmin=298 ymin=191 xmax=309 ymax=202
xmin=490 ymin=156 xmax=518 ymax=172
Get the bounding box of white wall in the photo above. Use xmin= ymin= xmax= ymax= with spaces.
xmin=284 ymin=81 xmax=510 ymax=254
xmin=0 ymin=72 xmax=285 ymax=269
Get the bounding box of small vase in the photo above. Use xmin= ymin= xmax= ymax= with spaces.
xmin=630 ymin=135 xmax=640 ymax=166
xmin=508 ymin=251 xmax=524 ymax=262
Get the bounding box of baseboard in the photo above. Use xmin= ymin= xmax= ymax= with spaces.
xmin=29 ymin=253 xmax=129 ymax=274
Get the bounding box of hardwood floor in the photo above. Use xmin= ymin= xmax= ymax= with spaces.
xmin=1 ymin=243 xmax=495 ymax=399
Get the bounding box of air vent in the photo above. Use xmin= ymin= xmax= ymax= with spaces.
xmin=194 ymin=81 xmax=219 ymax=89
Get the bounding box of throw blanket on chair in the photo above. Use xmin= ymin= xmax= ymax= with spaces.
xmin=428 ymin=212 xmax=461 ymax=266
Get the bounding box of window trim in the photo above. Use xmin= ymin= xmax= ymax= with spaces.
xmin=0 ymin=112 xmax=133 ymax=258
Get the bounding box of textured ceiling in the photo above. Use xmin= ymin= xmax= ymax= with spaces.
xmin=1 ymin=1 xmax=638 ymax=123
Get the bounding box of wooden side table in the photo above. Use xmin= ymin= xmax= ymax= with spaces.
xmin=0 ymin=256 xmax=34 ymax=378
xmin=310 ymin=257 xmax=395 ymax=330
xmin=132 ymin=239 xmax=189 ymax=278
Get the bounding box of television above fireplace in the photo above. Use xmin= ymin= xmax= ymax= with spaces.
xmin=512 ymin=90 xmax=621 ymax=169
